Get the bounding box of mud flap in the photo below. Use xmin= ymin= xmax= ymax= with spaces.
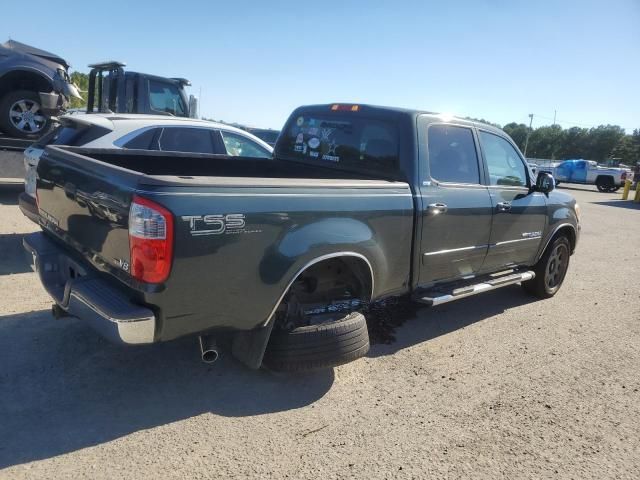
xmin=231 ymin=319 xmax=275 ymax=370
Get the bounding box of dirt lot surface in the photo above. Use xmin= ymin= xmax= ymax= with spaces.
xmin=1 ymin=185 xmax=639 ymax=479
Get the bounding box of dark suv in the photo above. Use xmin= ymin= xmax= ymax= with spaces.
xmin=0 ymin=40 xmax=81 ymax=139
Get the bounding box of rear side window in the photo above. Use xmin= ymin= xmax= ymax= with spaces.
xmin=158 ymin=127 xmax=215 ymax=154
xmin=221 ymin=131 xmax=271 ymax=158
xmin=428 ymin=125 xmax=480 ymax=184
xmin=122 ymin=128 xmax=160 ymax=149
xmin=35 ymin=123 xmax=110 ymax=148
xmin=275 ymin=113 xmax=399 ymax=177
xmin=478 ymin=131 xmax=527 ymax=187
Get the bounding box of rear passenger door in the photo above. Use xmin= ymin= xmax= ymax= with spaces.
xmin=477 ymin=130 xmax=547 ymax=271
xmin=417 ymin=121 xmax=493 ymax=286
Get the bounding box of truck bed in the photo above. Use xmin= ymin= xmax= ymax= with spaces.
xmin=59 ymin=147 xmax=403 ymax=182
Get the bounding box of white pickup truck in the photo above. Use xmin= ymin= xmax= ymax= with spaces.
xmin=539 ymin=159 xmax=630 ymax=192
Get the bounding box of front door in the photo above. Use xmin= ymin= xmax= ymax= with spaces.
xmin=418 ymin=123 xmax=493 ymax=286
xmin=477 ymin=130 xmax=547 ymax=271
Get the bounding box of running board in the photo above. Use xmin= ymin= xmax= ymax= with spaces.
xmin=415 ymin=271 xmax=535 ymax=306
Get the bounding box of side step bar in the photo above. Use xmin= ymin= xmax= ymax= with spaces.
xmin=415 ymin=271 xmax=535 ymax=307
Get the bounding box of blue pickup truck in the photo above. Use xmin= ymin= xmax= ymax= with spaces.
xmin=25 ymin=103 xmax=581 ymax=372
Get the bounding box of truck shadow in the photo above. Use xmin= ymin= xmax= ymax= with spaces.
xmin=0 ymin=233 xmax=35 ymax=275
xmin=0 ymin=310 xmax=334 ymax=469
xmin=591 ymin=200 xmax=640 ymax=210
xmin=368 ymin=286 xmax=539 ymax=358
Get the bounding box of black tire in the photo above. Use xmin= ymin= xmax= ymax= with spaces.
xmin=263 ymin=312 xmax=370 ymax=372
xmin=522 ymin=235 xmax=571 ymax=299
xmin=0 ymin=90 xmax=51 ymax=139
xmin=595 ymin=177 xmax=614 ymax=193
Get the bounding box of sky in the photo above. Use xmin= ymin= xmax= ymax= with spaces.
xmin=1 ymin=0 xmax=638 ymax=132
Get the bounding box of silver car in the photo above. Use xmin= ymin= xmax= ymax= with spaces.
xmin=20 ymin=113 xmax=273 ymax=222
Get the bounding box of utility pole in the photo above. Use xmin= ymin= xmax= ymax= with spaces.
xmin=523 ymin=113 xmax=534 ymax=157
xmin=553 ymin=110 xmax=557 ymax=125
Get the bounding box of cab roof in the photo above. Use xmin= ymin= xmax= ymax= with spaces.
xmin=295 ymin=103 xmax=504 ymax=134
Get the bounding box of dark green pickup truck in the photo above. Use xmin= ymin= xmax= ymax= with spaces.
xmin=24 ymin=103 xmax=580 ymax=371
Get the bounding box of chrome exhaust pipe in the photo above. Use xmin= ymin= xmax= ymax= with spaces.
xmin=199 ymin=335 xmax=219 ymax=364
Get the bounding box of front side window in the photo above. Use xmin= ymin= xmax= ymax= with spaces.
xmin=479 ymin=131 xmax=527 ymax=187
xmin=427 ymin=125 xmax=480 ymax=184
xmin=158 ymin=127 xmax=215 ymax=154
xmin=221 ymin=131 xmax=271 ymax=158
xmin=148 ymin=80 xmax=187 ymax=116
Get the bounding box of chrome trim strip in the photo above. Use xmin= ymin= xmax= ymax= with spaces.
xmin=423 ymin=244 xmax=488 ymax=257
xmin=262 ymin=252 xmax=374 ymax=327
xmin=494 ymin=236 xmax=541 ymax=246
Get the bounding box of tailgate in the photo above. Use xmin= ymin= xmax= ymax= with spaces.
xmin=36 ymin=146 xmax=141 ymax=279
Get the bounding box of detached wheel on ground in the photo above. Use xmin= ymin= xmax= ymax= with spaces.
xmin=0 ymin=90 xmax=51 ymax=139
xmin=522 ymin=235 xmax=571 ymax=299
xmin=263 ymin=312 xmax=370 ymax=372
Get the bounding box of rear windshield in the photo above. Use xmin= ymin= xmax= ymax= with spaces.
xmin=275 ymin=112 xmax=399 ymax=177
xmin=34 ymin=122 xmax=110 ymax=148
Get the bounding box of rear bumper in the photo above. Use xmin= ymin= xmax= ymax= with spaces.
xmin=18 ymin=192 xmax=39 ymax=224
xmin=23 ymin=232 xmax=156 ymax=345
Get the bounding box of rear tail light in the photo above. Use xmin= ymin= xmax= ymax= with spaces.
xmin=621 ymin=172 xmax=627 ymax=181
xmin=129 ymin=195 xmax=174 ymax=283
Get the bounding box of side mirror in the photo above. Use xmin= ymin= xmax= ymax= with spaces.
xmin=535 ymin=171 xmax=555 ymax=194
xmin=188 ymin=94 xmax=199 ymax=119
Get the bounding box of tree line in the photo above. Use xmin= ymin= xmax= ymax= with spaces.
xmin=503 ymin=122 xmax=639 ymax=165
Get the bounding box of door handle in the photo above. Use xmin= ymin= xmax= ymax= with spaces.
xmin=427 ymin=203 xmax=448 ymax=215
xmin=496 ymin=202 xmax=512 ymax=212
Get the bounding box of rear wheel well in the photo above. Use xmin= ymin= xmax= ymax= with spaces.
xmin=0 ymin=71 xmax=52 ymax=97
xmin=288 ymin=256 xmax=373 ymax=306
xmin=595 ymin=175 xmax=614 ymax=185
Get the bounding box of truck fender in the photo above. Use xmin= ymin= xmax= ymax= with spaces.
xmin=535 ymin=222 xmax=577 ymax=262
xmin=0 ymin=67 xmax=53 ymax=95
xmin=258 ymin=217 xmax=385 ymax=294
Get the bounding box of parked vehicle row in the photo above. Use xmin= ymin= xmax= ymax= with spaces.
xmin=1 ymin=40 xmax=199 ymax=142
xmin=19 ymin=114 xmax=272 ymax=222
xmin=25 ymin=103 xmax=580 ymax=372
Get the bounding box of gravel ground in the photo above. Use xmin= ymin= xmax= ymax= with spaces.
xmin=0 ymin=184 xmax=639 ymax=479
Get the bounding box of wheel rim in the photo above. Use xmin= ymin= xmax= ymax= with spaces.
xmin=9 ymin=99 xmax=47 ymax=133
xmin=545 ymin=243 xmax=569 ymax=291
